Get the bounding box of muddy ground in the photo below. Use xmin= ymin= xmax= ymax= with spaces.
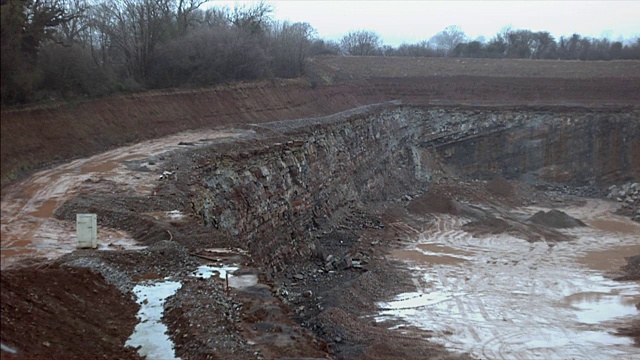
xmin=2 ymin=59 xmax=639 ymax=358
xmin=1 ymin=127 xmax=638 ymax=359
xmin=0 ymin=126 xmax=467 ymax=359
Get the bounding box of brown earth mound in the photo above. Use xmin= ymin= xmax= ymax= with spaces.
xmin=615 ymin=255 xmax=640 ymax=347
xmin=0 ymin=266 xmax=141 ymax=358
xmin=615 ymin=255 xmax=640 ymax=281
xmin=486 ymin=176 xmax=516 ymax=198
xmin=617 ymin=319 xmax=640 ymax=347
xmin=407 ymin=192 xmax=459 ymax=216
xmin=528 ymin=209 xmax=587 ymax=228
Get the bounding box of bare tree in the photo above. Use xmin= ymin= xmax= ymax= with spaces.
xmin=429 ymin=25 xmax=468 ymax=56
xmin=56 ymin=0 xmax=89 ymax=44
xmin=201 ymin=5 xmax=231 ymax=28
xmin=530 ymin=31 xmax=556 ymax=59
xmin=174 ymin=0 xmax=207 ymax=35
xmin=308 ymin=39 xmax=340 ymax=56
xmin=394 ymin=40 xmax=434 ymax=57
xmin=1 ymin=0 xmax=84 ymax=103
xmin=231 ymin=0 xmax=272 ymax=34
xmin=340 ymin=30 xmax=381 ymax=56
xmin=93 ymin=0 xmax=173 ymax=81
xmin=269 ymin=21 xmax=315 ymax=77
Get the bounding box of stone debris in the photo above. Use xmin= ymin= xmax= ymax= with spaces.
xmin=607 ymin=182 xmax=640 ymax=222
xmin=159 ymin=170 xmax=175 ymax=180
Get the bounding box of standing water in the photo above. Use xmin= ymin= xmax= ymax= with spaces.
xmin=126 ymin=281 xmax=182 ymax=359
xmin=378 ymin=200 xmax=640 ymax=359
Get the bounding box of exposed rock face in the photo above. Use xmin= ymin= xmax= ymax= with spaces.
xmin=432 ymin=107 xmax=640 ymax=184
xmin=188 ymin=105 xmax=639 ymax=269
xmin=190 ymin=107 xmax=429 ymax=271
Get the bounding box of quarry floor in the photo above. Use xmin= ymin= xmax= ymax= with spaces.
xmin=1 ymin=126 xmax=638 ymax=359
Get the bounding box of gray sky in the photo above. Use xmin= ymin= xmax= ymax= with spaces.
xmin=213 ymin=1 xmax=640 ymax=46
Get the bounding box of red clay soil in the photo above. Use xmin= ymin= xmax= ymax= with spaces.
xmin=0 ymin=265 xmax=141 ymax=359
xmin=3 ymin=57 xmax=640 ymax=187
xmin=0 ymin=79 xmax=375 ymax=186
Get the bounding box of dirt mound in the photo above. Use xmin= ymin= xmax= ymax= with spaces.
xmin=617 ymin=319 xmax=640 ymax=347
xmin=0 ymin=266 xmax=141 ymax=358
xmin=463 ymin=216 xmax=511 ymax=235
xmin=486 ymin=176 xmax=516 ymax=198
xmin=614 ymin=254 xmax=640 ymax=346
xmin=615 ymin=255 xmax=640 ymax=281
xmin=528 ymin=209 xmax=587 ymax=228
xmin=407 ymin=192 xmax=459 ymax=216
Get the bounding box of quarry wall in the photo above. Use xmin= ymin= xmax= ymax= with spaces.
xmin=433 ymin=107 xmax=640 ymax=184
xmin=189 ymin=107 xmax=428 ymax=270
xmin=189 ymin=105 xmax=639 ymax=269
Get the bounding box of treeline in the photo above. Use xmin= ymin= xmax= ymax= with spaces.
xmin=1 ymin=0 xmax=318 ymax=105
xmin=2 ymin=1 xmax=639 ymax=106
xmin=341 ymin=26 xmax=640 ymax=60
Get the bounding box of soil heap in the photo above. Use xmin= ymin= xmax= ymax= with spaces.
xmin=527 ymin=209 xmax=587 ymax=228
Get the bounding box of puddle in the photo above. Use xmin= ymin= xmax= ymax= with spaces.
xmin=192 ymin=265 xmax=259 ymax=289
xmin=564 ymin=292 xmax=639 ymax=324
xmin=379 ymin=291 xmax=459 ymax=314
xmin=390 ymin=249 xmax=467 ymax=265
xmin=378 ymin=200 xmax=640 ymax=359
xmin=578 ymin=244 xmax=640 ymax=272
xmin=417 ymin=243 xmax=472 ymax=256
xmin=193 ymin=264 xmax=238 ymax=279
xmin=146 ymin=210 xmax=187 ymax=222
xmin=523 ymin=330 xmax=633 ymax=349
xmin=229 ymin=274 xmax=259 ymax=288
xmin=390 ymin=238 xmax=473 ymax=265
xmin=126 ymin=281 xmax=182 ymax=359
xmin=587 ymin=218 xmax=640 ymax=235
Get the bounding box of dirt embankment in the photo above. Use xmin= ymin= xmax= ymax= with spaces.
xmin=1 ymin=266 xmax=141 ymax=358
xmin=0 ymin=79 xmax=376 ymax=186
xmin=3 ymin=57 xmax=640 ymax=187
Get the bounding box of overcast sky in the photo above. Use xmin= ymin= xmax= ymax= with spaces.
xmin=212 ymin=1 xmax=640 ymax=46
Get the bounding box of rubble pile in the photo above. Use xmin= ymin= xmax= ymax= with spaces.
xmin=607 ymin=182 xmax=640 ymax=222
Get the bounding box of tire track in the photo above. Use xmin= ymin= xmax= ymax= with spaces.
xmin=378 ymin=201 xmax=640 ymax=359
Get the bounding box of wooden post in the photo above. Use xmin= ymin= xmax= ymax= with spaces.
xmin=226 ymin=273 xmax=230 ymax=296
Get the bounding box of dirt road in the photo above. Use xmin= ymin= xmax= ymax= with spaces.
xmin=379 ymin=200 xmax=640 ymax=359
xmin=0 ymin=129 xmax=250 ymax=268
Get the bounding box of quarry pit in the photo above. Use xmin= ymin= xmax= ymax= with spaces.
xmin=1 ymin=59 xmax=640 ymax=359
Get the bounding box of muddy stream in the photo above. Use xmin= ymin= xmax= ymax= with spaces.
xmin=380 ymin=200 xmax=640 ymax=359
